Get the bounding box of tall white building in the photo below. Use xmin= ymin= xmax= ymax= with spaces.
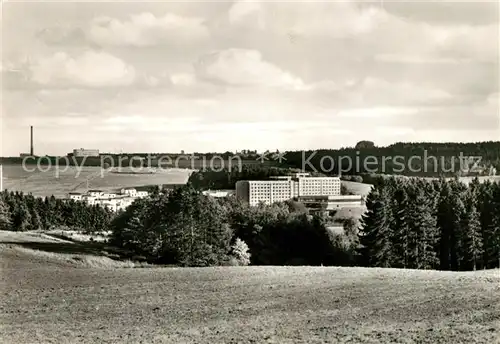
xmin=297 ymin=177 xmax=341 ymax=197
xmin=236 ymin=175 xmax=341 ymax=206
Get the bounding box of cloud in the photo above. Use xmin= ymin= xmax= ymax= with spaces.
xmin=195 ymin=48 xmax=305 ymax=89
xmin=227 ymin=2 xmax=498 ymax=63
xmin=29 ymin=51 xmax=136 ymax=87
xmin=170 ymin=73 xmax=196 ymax=86
xmin=307 ymin=77 xmax=455 ymax=108
xmin=36 ymin=26 xmax=89 ymax=46
xmin=229 ymin=2 xmax=384 ymax=37
xmin=355 ymin=78 xmax=453 ymax=106
xmin=87 ymin=12 xmax=210 ymax=46
xmin=228 ymin=0 xmax=265 ymax=29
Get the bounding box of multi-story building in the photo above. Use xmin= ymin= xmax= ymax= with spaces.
xmin=236 ymin=180 xmax=296 ymax=206
xmin=297 ymin=177 xmax=341 ymax=197
xmin=236 ymin=174 xmax=342 ymax=206
xmin=72 ymin=148 xmax=100 ymax=157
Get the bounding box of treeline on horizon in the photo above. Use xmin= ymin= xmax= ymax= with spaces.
xmin=283 ymin=141 xmax=500 ymax=177
xmin=1 ymin=177 xmax=499 ymax=271
xmin=0 ymin=190 xmax=114 ymax=233
xmin=187 ymin=165 xmax=326 ymax=190
xmin=1 ymin=141 xmax=499 ymax=177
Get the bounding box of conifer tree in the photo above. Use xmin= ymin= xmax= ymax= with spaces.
xmin=0 ymin=198 xmax=12 ymax=231
xmin=464 ymin=205 xmax=483 ymax=270
xmin=11 ymin=202 xmax=32 ymax=231
xmin=390 ymin=186 xmax=411 ymax=268
xmin=406 ymin=185 xmax=439 ymax=269
xmin=358 ymin=186 xmax=393 ymax=267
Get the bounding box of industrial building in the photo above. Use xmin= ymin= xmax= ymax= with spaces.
xmin=235 ymin=173 xmax=349 ymax=206
xmin=72 ymin=148 xmax=100 ymax=157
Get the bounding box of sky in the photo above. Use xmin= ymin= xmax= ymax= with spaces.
xmin=1 ymin=0 xmax=499 ymax=156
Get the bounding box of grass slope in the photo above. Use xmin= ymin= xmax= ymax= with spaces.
xmin=1 ymin=232 xmax=499 ymax=344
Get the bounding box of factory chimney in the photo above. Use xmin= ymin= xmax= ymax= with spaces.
xmin=30 ymin=125 xmax=34 ymax=156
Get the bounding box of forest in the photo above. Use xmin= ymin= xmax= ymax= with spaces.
xmin=360 ymin=177 xmax=500 ymax=270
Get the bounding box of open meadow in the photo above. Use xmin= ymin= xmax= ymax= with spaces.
xmin=1 ymin=231 xmax=499 ymax=344
xmin=1 ymin=164 xmax=192 ymax=198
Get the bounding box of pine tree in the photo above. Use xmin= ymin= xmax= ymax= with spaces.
xmin=11 ymin=202 xmax=32 ymax=231
xmin=477 ymin=181 xmax=500 ymax=268
xmin=464 ymin=205 xmax=483 ymax=270
xmin=406 ymin=185 xmax=439 ymax=269
xmin=358 ymin=187 xmax=393 ymax=267
xmin=436 ymin=181 xmax=466 ymax=270
xmin=390 ymin=186 xmax=411 ymax=268
xmin=30 ymin=208 xmax=42 ymax=231
xmin=0 ymin=198 xmax=12 ymax=231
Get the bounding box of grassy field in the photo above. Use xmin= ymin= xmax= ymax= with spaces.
xmin=1 ymin=164 xmax=192 ymax=198
xmin=341 ymin=181 xmax=373 ymax=196
xmin=1 ymin=231 xmax=499 ymax=344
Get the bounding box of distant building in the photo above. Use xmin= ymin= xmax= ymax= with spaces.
xmin=202 ymin=190 xmax=235 ymax=198
xmin=88 ymin=190 xmax=104 ymax=197
xmin=299 ymin=195 xmax=364 ymax=209
xmin=67 ymin=188 xmax=148 ymax=212
xmin=120 ymin=187 xmax=148 ymax=198
xmin=72 ymin=148 xmax=100 ymax=157
xmin=68 ymin=192 xmax=83 ymax=201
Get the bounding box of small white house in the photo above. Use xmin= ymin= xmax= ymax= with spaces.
xmin=88 ymin=190 xmax=103 ymax=197
xmin=136 ymin=191 xmax=148 ymax=198
xmin=84 ymin=196 xmax=96 ymax=205
xmin=68 ymin=192 xmax=83 ymax=201
xmin=120 ymin=188 xmax=138 ymax=197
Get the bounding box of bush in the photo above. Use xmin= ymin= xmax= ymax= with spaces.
xmin=352 ymin=175 xmax=363 ymax=183
xmin=230 ymin=238 xmax=251 ymax=266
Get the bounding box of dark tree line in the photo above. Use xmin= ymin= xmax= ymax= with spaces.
xmin=188 ymin=165 xmax=327 ymax=191
xmin=0 ymin=190 xmax=114 ymax=233
xmin=109 ymin=185 xmax=353 ymax=266
xmin=359 ymin=177 xmax=500 ymax=270
xmin=284 ymin=141 xmax=500 ymax=177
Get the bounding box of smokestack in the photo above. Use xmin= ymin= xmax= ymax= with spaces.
xmin=30 ymin=125 xmax=34 ymax=156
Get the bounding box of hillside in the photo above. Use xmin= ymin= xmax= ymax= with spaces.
xmin=1 ymin=164 xmax=192 ymax=198
xmin=1 ymin=231 xmax=498 ymax=343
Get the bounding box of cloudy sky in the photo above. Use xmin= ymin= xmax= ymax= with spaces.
xmin=1 ymin=0 xmax=499 ymax=156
